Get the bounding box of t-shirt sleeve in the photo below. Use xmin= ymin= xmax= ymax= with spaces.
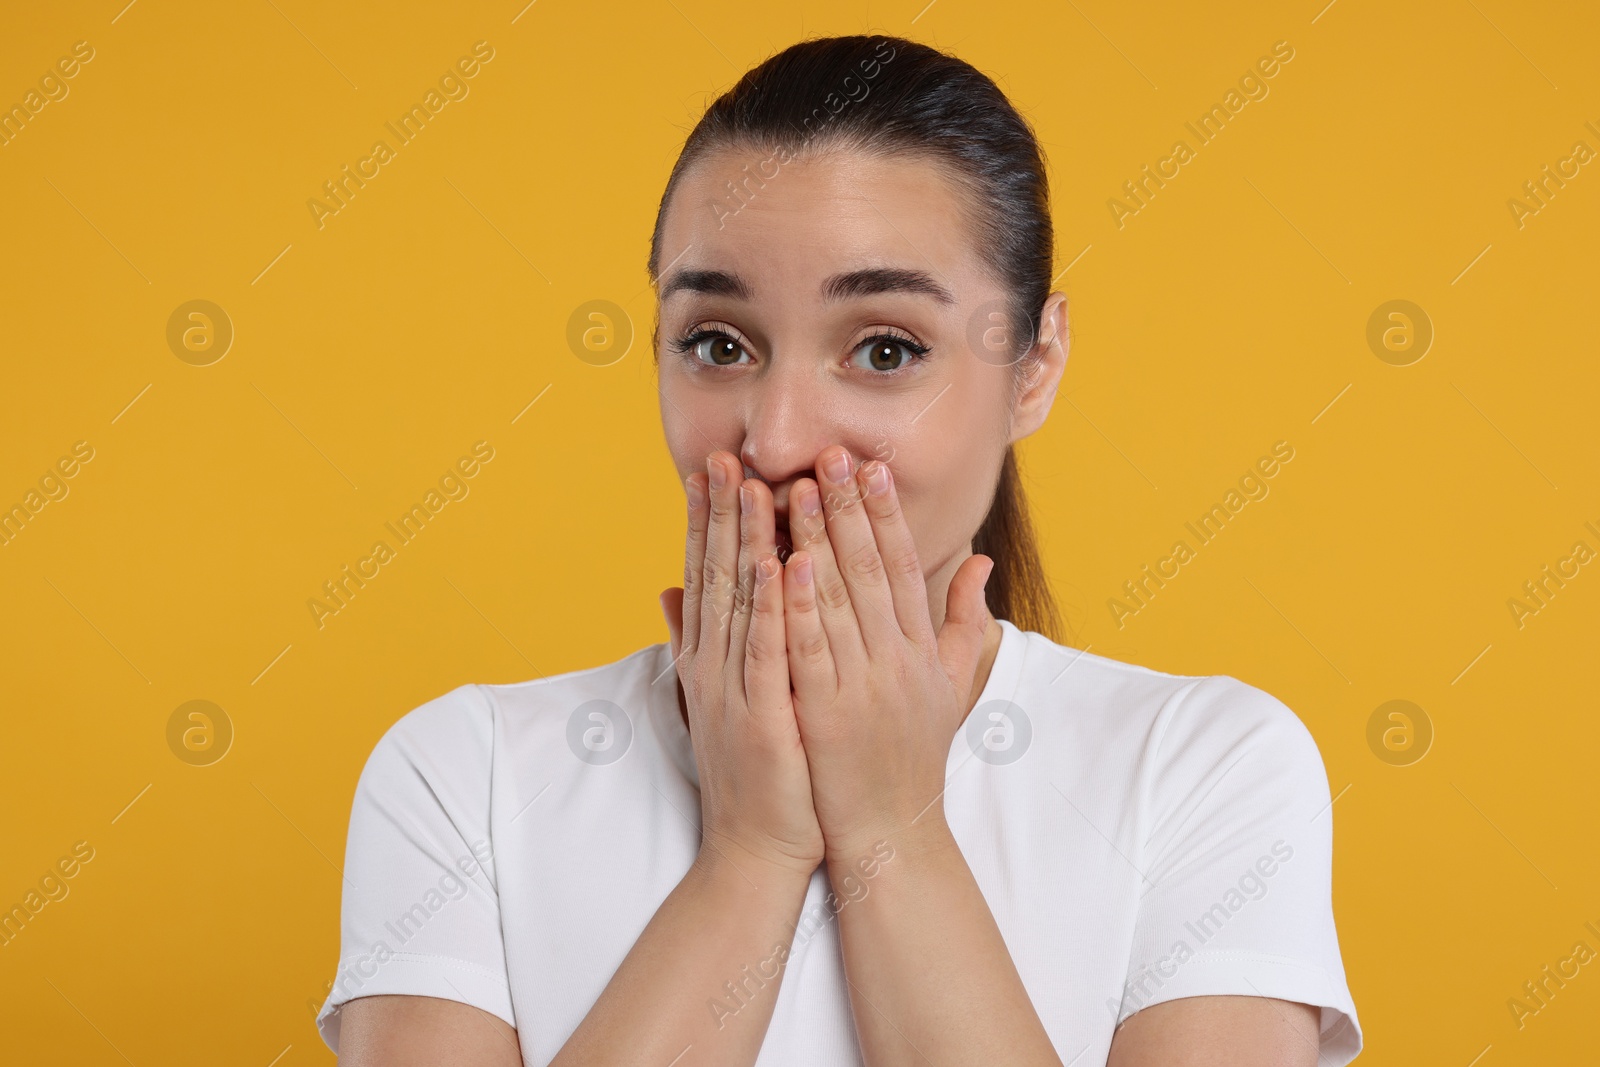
xmin=1117 ymin=674 xmax=1362 ymax=1062
xmin=315 ymin=683 xmax=516 ymax=1053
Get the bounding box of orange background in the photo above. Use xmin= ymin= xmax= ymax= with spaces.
xmin=2 ymin=1 xmax=1596 ymax=1063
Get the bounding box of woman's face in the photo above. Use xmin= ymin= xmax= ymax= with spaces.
xmin=654 ymin=146 xmax=1066 ymax=620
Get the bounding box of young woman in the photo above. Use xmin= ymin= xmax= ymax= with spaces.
xmin=317 ymin=34 xmax=1361 ymax=1066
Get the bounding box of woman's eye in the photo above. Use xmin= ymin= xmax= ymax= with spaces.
xmin=673 ymin=330 xmax=928 ymax=372
xmin=848 ymin=336 xmax=928 ymax=373
xmin=690 ymin=334 xmax=750 ymax=366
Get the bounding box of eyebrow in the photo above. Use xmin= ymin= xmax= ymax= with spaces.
xmin=659 ymin=266 xmax=955 ymax=307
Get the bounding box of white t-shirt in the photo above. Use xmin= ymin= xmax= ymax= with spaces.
xmin=316 ymin=618 xmax=1362 ymax=1064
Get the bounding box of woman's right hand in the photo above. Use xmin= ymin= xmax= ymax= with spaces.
xmin=659 ymin=450 xmax=825 ymax=882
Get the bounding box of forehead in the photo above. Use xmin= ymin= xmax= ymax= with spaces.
xmin=658 ymin=146 xmax=990 ymax=301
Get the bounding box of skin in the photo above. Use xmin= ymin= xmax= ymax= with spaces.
xmin=333 ymin=146 xmax=1321 ymax=1065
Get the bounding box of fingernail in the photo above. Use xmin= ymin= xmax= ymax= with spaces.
xmin=686 ymin=477 xmax=705 ymax=510
xmin=707 ymin=456 xmax=726 ymax=490
xmin=799 ymin=482 xmax=821 ymax=517
xmin=865 ymin=461 xmax=890 ymax=496
xmin=824 ymin=449 xmax=852 ymax=483
xmin=756 ymin=556 xmax=776 ymax=583
xmin=739 ymin=483 xmax=754 ymax=514
xmin=795 ymin=554 xmax=813 ymax=585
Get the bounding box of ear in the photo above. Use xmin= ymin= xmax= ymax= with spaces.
xmin=1008 ymin=290 xmax=1069 ymax=446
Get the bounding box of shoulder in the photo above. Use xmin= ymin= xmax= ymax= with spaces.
xmin=1011 ymin=629 xmax=1331 ymax=810
xmin=369 ymin=682 xmax=493 ymax=759
xmin=1144 ymin=671 xmax=1329 ymax=800
xmin=353 ymin=682 xmax=492 ymax=797
xmin=357 ymin=644 xmax=664 ymax=787
xmin=477 ymin=642 xmax=663 ymax=715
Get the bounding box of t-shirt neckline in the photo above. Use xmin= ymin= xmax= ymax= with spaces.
xmin=947 ymin=616 xmax=1027 ymax=775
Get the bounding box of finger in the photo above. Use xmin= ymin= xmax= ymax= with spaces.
xmin=699 ymin=451 xmax=739 ymax=668
xmin=782 ymin=550 xmax=836 ymax=702
xmin=744 ymin=550 xmax=792 ymax=716
xmin=789 ymin=476 xmax=866 ymax=675
xmin=855 ymin=459 xmax=936 ymax=648
xmin=681 ymin=471 xmax=709 ymax=659
xmin=814 ymin=445 xmax=901 ymax=655
xmin=937 ymin=554 xmax=996 ymax=693
xmin=727 ymin=477 xmax=776 ymax=681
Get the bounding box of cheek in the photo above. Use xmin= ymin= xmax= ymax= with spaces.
xmin=887 ymin=453 xmax=978 ymax=560
xmin=884 ymin=423 xmax=1004 ymax=563
xmin=659 ymin=381 xmax=730 ymax=476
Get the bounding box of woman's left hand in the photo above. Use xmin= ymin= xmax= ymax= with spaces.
xmin=781 ymin=444 xmax=997 ymax=864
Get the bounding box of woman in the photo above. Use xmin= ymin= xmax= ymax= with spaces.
xmin=316 ymin=34 xmax=1361 ymax=1066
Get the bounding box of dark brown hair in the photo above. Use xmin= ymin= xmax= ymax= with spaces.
xmin=647 ymin=33 xmax=1065 ymax=643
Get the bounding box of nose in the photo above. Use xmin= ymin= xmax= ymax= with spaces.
xmin=737 ymin=365 xmax=834 ymax=509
